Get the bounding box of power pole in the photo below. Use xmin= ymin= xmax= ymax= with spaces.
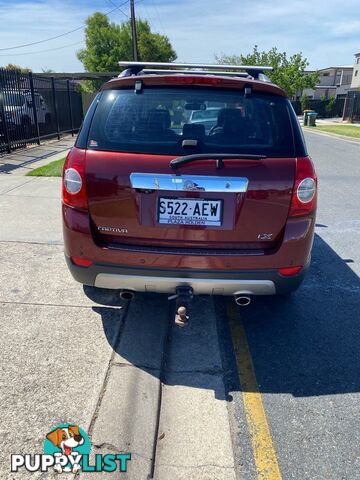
xmin=130 ymin=0 xmax=139 ymax=61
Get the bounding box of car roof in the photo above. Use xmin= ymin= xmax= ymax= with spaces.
xmin=101 ymin=62 xmax=287 ymax=97
xmin=102 ymin=74 xmax=286 ymax=97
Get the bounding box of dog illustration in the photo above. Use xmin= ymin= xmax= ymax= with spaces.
xmin=46 ymin=425 xmax=84 ymax=473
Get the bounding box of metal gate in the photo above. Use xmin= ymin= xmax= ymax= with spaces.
xmin=343 ymin=91 xmax=360 ymax=123
xmin=0 ymin=69 xmax=83 ymax=153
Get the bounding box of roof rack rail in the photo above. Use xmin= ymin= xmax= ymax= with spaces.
xmin=143 ymin=69 xmax=250 ymax=78
xmin=118 ymin=61 xmax=273 ymax=80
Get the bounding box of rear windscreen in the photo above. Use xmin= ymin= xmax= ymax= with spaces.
xmin=87 ymin=87 xmax=295 ymax=156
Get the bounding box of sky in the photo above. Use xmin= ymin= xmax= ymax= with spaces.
xmin=0 ymin=0 xmax=359 ymax=72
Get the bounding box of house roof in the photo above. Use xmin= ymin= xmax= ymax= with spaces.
xmin=317 ymin=66 xmax=353 ymax=71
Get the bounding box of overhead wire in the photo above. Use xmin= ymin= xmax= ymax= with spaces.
xmin=152 ymin=0 xmax=168 ymax=37
xmin=0 ymin=40 xmax=85 ymax=57
xmin=106 ymin=0 xmax=129 ymax=18
xmin=0 ymin=0 xmax=146 ymax=59
xmin=0 ymin=0 xmax=130 ymax=51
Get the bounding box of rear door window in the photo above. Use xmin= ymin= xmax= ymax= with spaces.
xmin=87 ymin=87 xmax=295 ymax=157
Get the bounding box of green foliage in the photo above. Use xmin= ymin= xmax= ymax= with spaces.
xmin=1 ymin=63 xmax=32 ymax=73
xmin=300 ymin=93 xmax=311 ymax=112
xmin=216 ymin=46 xmax=319 ymax=98
xmin=79 ymin=80 xmax=102 ymax=93
xmin=326 ymin=95 xmax=336 ymax=115
xmin=77 ymin=13 xmax=177 ymax=92
xmin=313 ymin=125 xmax=360 ymax=139
xmin=26 ymin=158 xmax=65 ymax=177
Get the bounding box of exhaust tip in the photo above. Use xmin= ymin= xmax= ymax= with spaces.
xmin=234 ymin=295 xmax=251 ymax=307
xmin=119 ymin=290 xmax=135 ymax=301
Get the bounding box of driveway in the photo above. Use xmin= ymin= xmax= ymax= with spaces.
xmin=0 ymin=131 xmax=359 ymax=479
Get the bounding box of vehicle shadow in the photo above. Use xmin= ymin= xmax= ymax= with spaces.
xmin=84 ymin=233 xmax=360 ymax=398
xmin=227 ymin=233 xmax=360 ymax=397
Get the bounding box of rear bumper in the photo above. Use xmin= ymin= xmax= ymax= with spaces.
xmin=65 ymin=256 xmax=309 ymax=295
xmin=63 ymin=203 xmax=314 ymax=296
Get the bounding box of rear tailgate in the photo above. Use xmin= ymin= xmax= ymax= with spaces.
xmin=86 ymin=151 xmax=294 ymax=250
xmin=84 ymin=83 xmax=298 ymax=252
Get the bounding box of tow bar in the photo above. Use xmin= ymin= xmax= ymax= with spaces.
xmin=168 ymin=286 xmax=194 ymax=327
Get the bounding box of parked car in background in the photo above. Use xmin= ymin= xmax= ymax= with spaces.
xmin=62 ymin=62 xmax=317 ymax=308
xmin=2 ymin=90 xmax=52 ymax=136
xmin=189 ymin=107 xmax=221 ymax=133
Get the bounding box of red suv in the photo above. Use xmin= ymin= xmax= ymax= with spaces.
xmin=62 ymin=62 xmax=317 ymax=306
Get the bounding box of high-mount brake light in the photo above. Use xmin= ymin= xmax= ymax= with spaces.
xmin=62 ymin=148 xmax=88 ymax=210
xmin=289 ymin=157 xmax=317 ymax=217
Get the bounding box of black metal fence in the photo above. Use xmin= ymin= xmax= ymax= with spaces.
xmin=343 ymin=91 xmax=360 ymax=123
xmin=291 ymin=98 xmax=346 ymax=118
xmin=0 ymin=69 xmax=83 ymax=153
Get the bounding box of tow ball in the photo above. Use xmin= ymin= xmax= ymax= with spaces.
xmin=168 ymin=286 xmax=194 ymax=327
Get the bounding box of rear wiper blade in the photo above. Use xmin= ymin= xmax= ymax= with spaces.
xmin=170 ymin=153 xmax=267 ymax=169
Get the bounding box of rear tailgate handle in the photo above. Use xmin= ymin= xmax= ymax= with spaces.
xmin=130 ymin=173 xmax=248 ymax=193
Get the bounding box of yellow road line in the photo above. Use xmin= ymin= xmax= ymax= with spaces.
xmin=227 ymin=301 xmax=282 ymax=480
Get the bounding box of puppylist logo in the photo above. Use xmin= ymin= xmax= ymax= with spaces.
xmin=11 ymin=424 xmax=131 ymax=474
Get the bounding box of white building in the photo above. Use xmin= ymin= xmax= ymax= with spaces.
xmin=301 ymin=66 xmax=353 ymax=100
xmin=350 ymin=53 xmax=360 ymax=89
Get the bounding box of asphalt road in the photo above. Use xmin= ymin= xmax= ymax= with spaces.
xmin=221 ymin=130 xmax=360 ymax=479
xmin=0 ymin=130 xmax=359 ymax=479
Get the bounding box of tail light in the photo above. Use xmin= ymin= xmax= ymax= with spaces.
xmin=62 ymin=148 xmax=87 ymax=210
xmin=289 ymin=156 xmax=317 ymax=217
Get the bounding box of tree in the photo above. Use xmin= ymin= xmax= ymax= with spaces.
xmin=216 ymin=46 xmax=318 ymax=98
xmin=1 ymin=63 xmax=32 ymax=73
xmin=300 ymin=93 xmax=311 ymax=112
xmin=77 ymin=13 xmax=176 ymax=90
xmin=326 ymin=95 xmax=336 ymax=116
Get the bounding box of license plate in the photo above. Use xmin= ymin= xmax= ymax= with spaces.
xmin=158 ymin=197 xmax=222 ymax=226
